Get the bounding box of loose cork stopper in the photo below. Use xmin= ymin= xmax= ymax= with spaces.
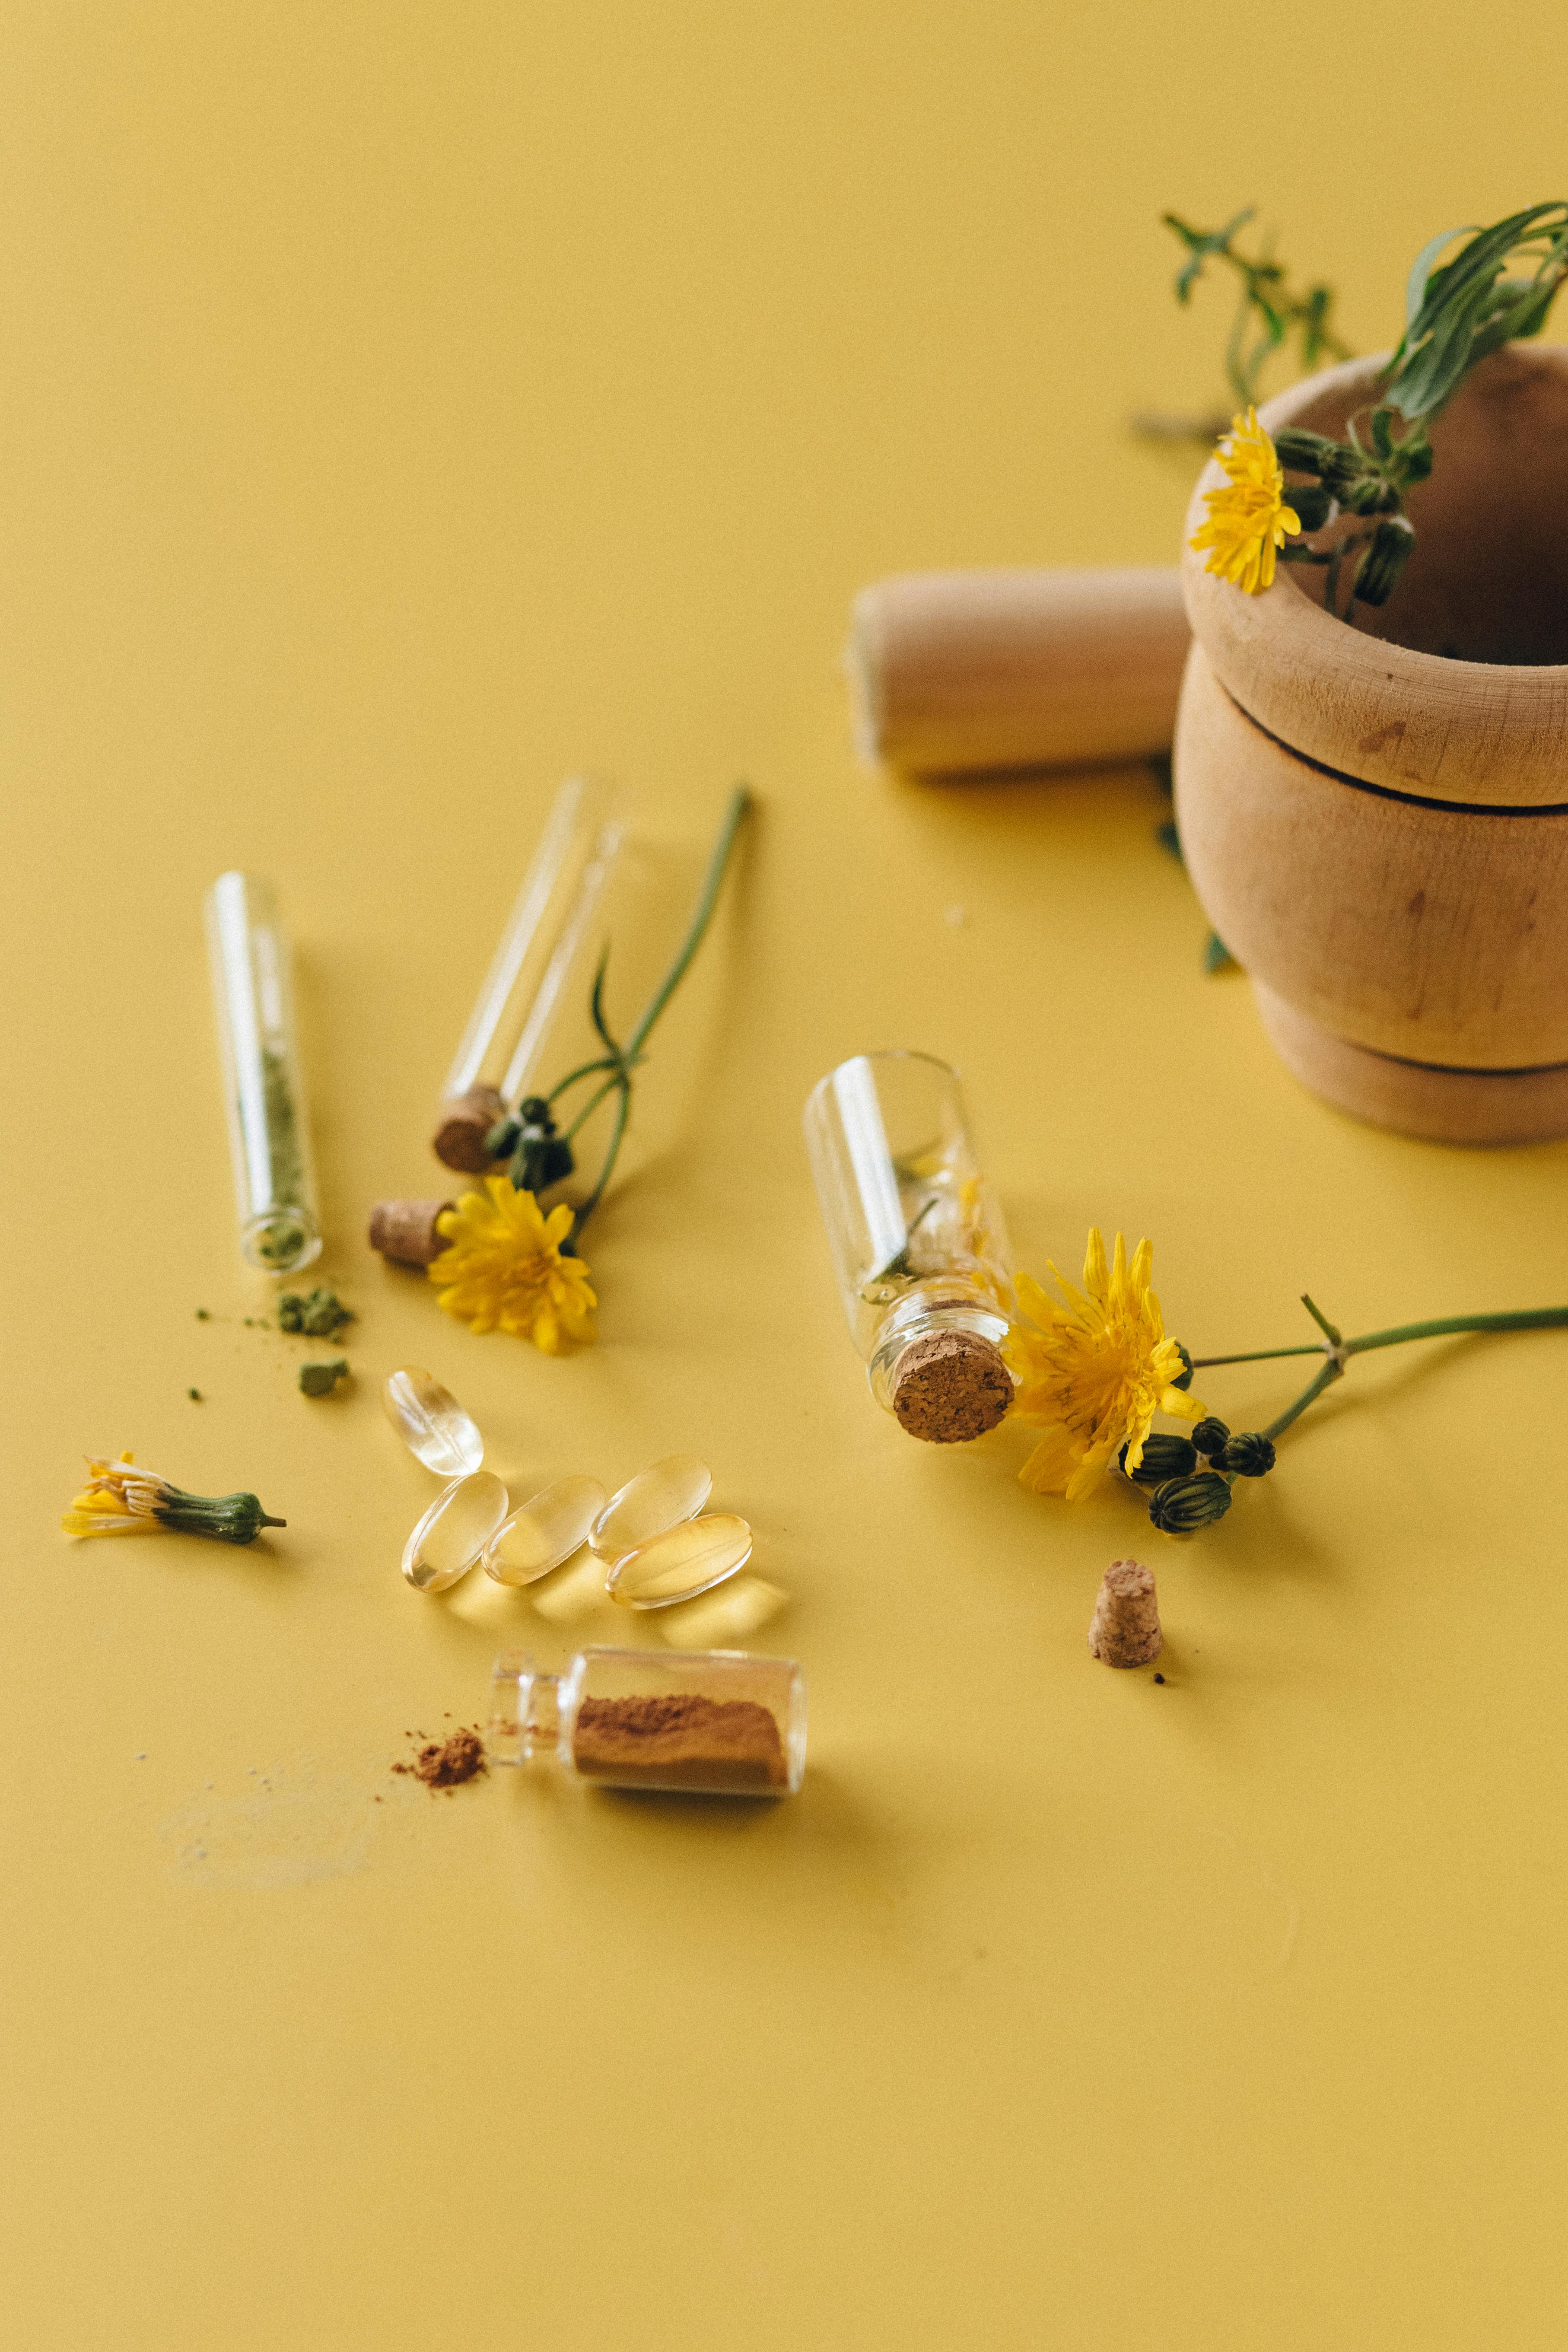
xmin=890 ymin=1330 xmax=1013 ymax=1443
xmin=1088 ymin=1558 xmax=1162 ymax=1669
xmin=432 ymin=1084 xmax=507 ymax=1174
xmin=369 ymin=1199 xmax=455 ymax=1267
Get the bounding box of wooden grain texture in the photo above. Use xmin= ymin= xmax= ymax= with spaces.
xmin=1180 ymin=347 xmax=1568 ymax=809
xmin=1174 ymin=644 xmax=1568 ymax=1070
xmin=848 ymin=567 xmax=1190 ymax=775
xmin=1253 ymin=984 xmax=1568 ymax=1146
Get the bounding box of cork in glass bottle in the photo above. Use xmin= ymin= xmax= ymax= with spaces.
xmin=803 ymin=1050 xmax=1015 ymax=1441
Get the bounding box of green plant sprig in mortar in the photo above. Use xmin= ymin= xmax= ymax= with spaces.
xmin=1175 ymin=201 xmax=1568 ymax=619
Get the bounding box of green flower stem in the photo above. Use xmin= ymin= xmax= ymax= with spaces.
xmin=1343 ymin=1306 xmax=1568 ymax=1355
xmin=547 ymin=1052 xmax=627 ymax=1103
xmin=1259 ymin=1356 xmax=1343 ymax=1445
xmin=624 ymin=786 xmax=751 ymax=1063
xmin=562 ymin=785 xmax=751 ymax=1244
xmin=562 ymin=1069 xmax=630 ymax=1143
xmin=568 ymin=1078 xmax=632 ymax=1239
xmin=1190 ymin=1343 xmax=1326 ymax=1368
xmin=1204 ymin=1301 xmax=1568 ymax=1452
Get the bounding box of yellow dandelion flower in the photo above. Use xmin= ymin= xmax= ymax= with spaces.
xmin=1002 ymin=1229 xmax=1204 ymax=1501
xmin=427 ymin=1175 xmax=597 ymax=1351
xmin=1189 ymin=407 xmax=1301 ymax=594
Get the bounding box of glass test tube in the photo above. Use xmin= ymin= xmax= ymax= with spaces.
xmin=433 ymin=776 xmax=624 ymax=1171
xmin=489 ymin=1646 xmax=806 ymax=1797
xmin=803 ymin=1050 xmax=1015 ymax=1442
xmin=204 ymin=871 xmax=322 ymax=1275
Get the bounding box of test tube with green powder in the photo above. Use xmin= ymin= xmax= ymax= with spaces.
xmin=204 ymin=871 xmax=322 ymax=1276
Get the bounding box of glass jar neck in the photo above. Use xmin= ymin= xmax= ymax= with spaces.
xmin=488 ymin=1655 xmax=566 ymax=1766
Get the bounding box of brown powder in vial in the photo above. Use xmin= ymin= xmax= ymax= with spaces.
xmin=393 ymin=1725 xmax=488 ymax=1790
xmin=573 ymin=1693 xmax=788 ymax=1793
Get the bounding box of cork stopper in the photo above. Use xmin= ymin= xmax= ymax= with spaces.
xmin=369 ymin=1199 xmax=455 ymax=1267
xmin=433 ymin=1084 xmax=507 ymax=1174
xmin=890 ymin=1330 xmax=1013 ymax=1443
xmin=1088 ymin=1558 xmax=1162 ymax=1668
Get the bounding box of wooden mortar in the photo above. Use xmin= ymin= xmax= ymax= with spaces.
xmin=1176 ymin=344 xmax=1568 ymax=1144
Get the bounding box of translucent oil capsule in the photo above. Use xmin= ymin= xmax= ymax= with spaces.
xmin=383 ymin=1367 xmax=483 ymax=1478
xmin=482 ymin=1474 xmax=608 ymax=1587
xmin=588 ymin=1454 xmax=712 ymax=1561
xmin=401 ymin=1472 xmax=509 ymax=1593
xmin=605 ymin=1513 xmax=754 ymax=1609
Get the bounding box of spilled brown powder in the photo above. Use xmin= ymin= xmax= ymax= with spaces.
xmin=394 ymin=1725 xmax=488 ymax=1790
xmin=573 ymin=1693 xmax=787 ymax=1792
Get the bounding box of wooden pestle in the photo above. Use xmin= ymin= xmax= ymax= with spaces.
xmin=847 ymin=567 xmax=1190 ymax=777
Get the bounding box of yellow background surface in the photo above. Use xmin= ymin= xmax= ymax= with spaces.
xmin=5 ymin=7 xmax=1567 ymax=2346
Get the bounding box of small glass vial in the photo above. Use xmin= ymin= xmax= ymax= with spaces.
xmin=204 ymin=871 xmax=322 ymax=1274
xmin=433 ymin=776 xmax=624 ymax=1171
xmin=489 ymin=1645 xmax=805 ymax=1797
xmin=803 ymin=1050 xmax=1015 ymax=1442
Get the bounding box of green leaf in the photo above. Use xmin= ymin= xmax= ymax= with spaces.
xmin=1404 ymin=224 xmax=1473 ymax=329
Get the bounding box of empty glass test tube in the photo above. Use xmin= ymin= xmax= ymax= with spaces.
xmin=433 ymin=776 xmax=624 ymax=1171
xmin=804 ymin=1050 xmax=1015 ymax=1443
xmin=204 ymin=871 xmax=322 ymax=1275
xmin=490 ymin=1645 xmax=805 ymax=1796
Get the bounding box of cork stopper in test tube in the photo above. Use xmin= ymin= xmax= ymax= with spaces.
xmin=433 ymin=777 xmax=625 ymax=1171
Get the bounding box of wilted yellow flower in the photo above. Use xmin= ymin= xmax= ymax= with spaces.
xmin=428 ymin=1176 xmax=597 ymax=1351
xmin=1003 ymin=1229 xmax=1203 ymax=1500
xmin=1190 ymin=407 xmax=1301 ymax=593
xmin=63 ymin=1452 xmax=163 ymax=1537
xmin=61 ymin=1452 xmax=284 ymax=1543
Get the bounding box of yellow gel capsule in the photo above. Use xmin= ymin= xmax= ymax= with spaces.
xmin=401 ymin=1471 xmax=509 ymax=1593
xmin=588 ymin=1453 xmax=712 ymax=1560
xmin=605 ymin=1512 xmax=754 ymax=1610
xmin=482 ymin=1474 xmax=608 ymax=1587
xmin=383 ymin=1366 xmax=483 ymax=1478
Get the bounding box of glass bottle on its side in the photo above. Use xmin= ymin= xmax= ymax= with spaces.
xmin=489 ymin=1646 xmax=805 ymax=1797
xmin=803 ymin=1050 xmax=1015 ymax=1442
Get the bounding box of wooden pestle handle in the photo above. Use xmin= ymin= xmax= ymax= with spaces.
xmin=847 ymin=567 xmax=1190 ymax=777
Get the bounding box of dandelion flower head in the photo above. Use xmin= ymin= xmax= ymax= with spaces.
xmin=427 ymin=1176 xmax=597 ymax=1351
xmin=1003 ymin=1229 xmax=1203 ymax=1500
xmin=1189 ymin=407 xmax=1301 ymax=594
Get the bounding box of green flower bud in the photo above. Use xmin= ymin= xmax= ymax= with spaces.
xmin=1148 ymin=1471 xmax=1233 ymax=1534
xmin=1119 ymin=1433 xmax=1199 ymax=1487
xmin=1272 ymin=427 xmax=1342 ymax=477
xmin=1221 ymin=1432 xmax=1276 ymax=1477
xmin=1191 ymin=1416 xmax=1231 ymax=1458
xmin=1339 ymin=474 xmax=1401 ymax=516
xmin=153 ymin=1487 xmax=287 ymax=1543
xmin=485 ymin=1116 xmax=522 ymax=1161
xmin=1354 ymin=515 xmax=1417 ymax=607
xmin=1288 ymin=483 xmax=1335 ymax=532
xmin=1392 ymin=436 xmax=1433 ymax=487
